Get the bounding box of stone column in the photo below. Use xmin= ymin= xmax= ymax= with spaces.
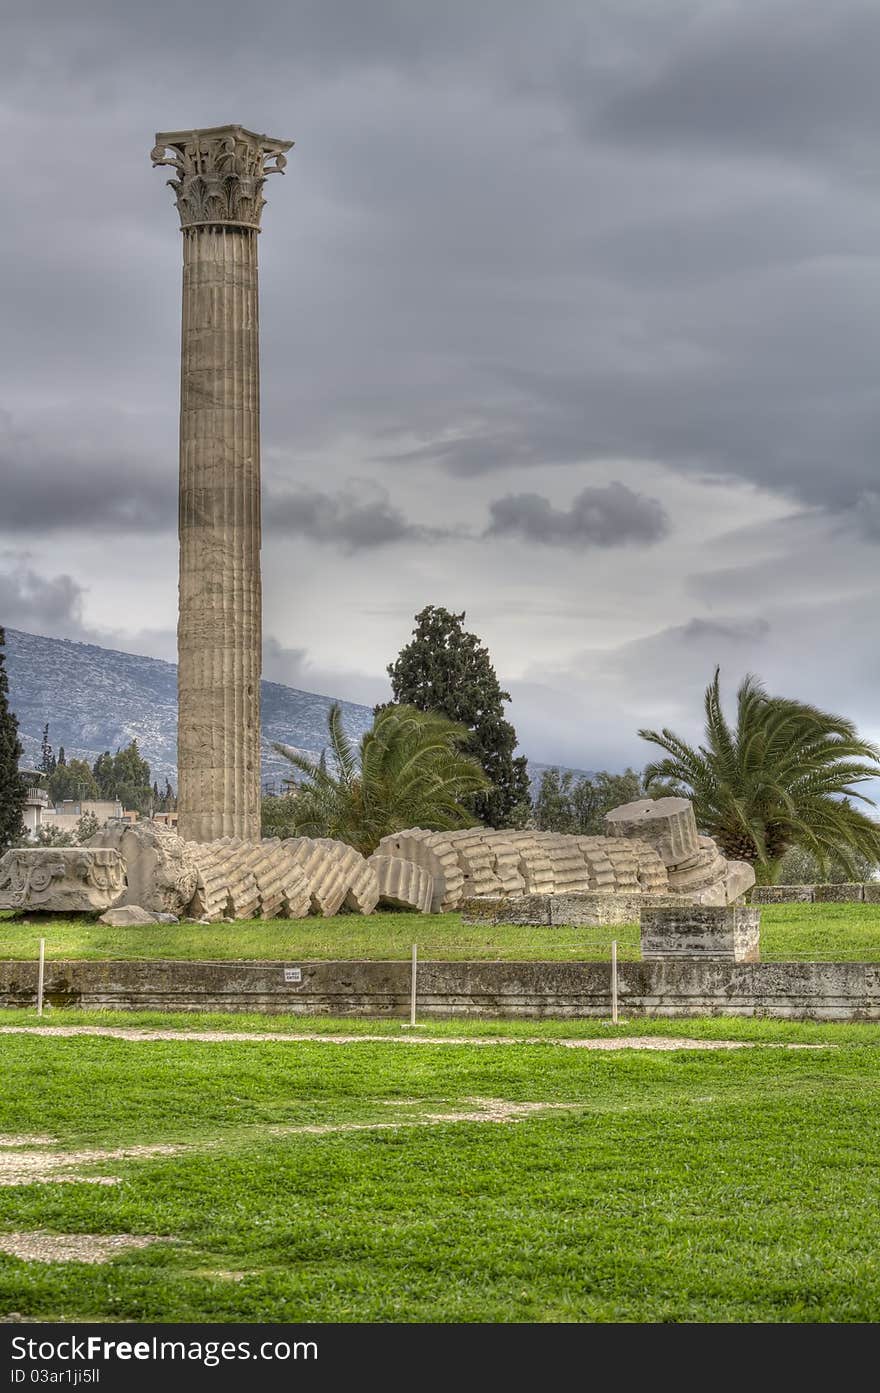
xmin=151 ymin=126 xmax=292 ymax=843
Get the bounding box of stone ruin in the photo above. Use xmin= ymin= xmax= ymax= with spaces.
xmin=0 ymin=798 xmax=754 ymax=922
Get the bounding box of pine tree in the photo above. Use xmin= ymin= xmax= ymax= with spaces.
xmin=57 ymin=746 xmax=66 ymax=767
xmin=0 ymin=627 xmax=25 ymax=850
xmin=386 ymin=606 xmax=531 ymax=828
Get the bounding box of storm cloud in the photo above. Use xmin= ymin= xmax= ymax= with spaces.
xmin=485 ymin=481 xmax=669 ymax=548
xmin=2 ymin=1 xmax=879 ymax=772
xmin=265 ymin=483 xmax=450 ymax=551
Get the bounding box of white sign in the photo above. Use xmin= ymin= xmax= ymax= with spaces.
xmin=284 ymin=967 xmax=302 ymax=984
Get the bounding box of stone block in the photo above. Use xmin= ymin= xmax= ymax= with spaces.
xmin=99 ymin=905 xmax=162 ymax=927
xmin=459 ymin=897 xmax=506 ymax=925
xmin=641 ymin=904 xmax=760 ymax=962
xmin=492 ymin=894 xmax=552 ymax=926
xmin=88 ymin=822 xmax=197 ymax=915
xmin=550 ymin=892 xmax=686 ymax=927
xmin=750 ymin=885 xmax=814 ymax=904
xmin=813 ymin=882 xmax=865 ymax=903
xmin=0 ymin=848 xmax=127 ymax=914
xmin=862 ymin=883 xmax=880 ymax=903
xmin=369 ymin=855 xmax=433 ymax=913
xmin=604 ymin=797 xmax=700 ymax=868
xmin=722 ymin=860 xmax=757 ymax=903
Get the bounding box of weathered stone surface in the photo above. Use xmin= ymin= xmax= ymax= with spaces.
xmin=283 ymin=838 xmax=349 ymax=917
xmin=750 ymin=884 xmax=814 ymax=904
xmin=369 ymin=855 xmax=433 ymax=913
xmin=641 ymin=905 xmax=760 ymax=962
xmin=461 ymin=894 xmax=551 ymax=926
xmin=499 ymin=834 xmax=555 ymax=895
xmin=813 ymin=882 xmax=865 ymax=903
xmin=605 ymin=797 xmax=700 ymax=867
xmin=186 ymin=842 xmax=232 ymax=921
xmin=575 ymin=840 xmax=616 ymax=892
xmin=151 ymin=126 xmax=293 ymax=844
xmin=549 ymin=892 xmax=685 ymax=927
xmin=534 ymin=834 xmax=591 ymax=893
xmin=721 ymin=860 xmax=757 ymax=904
xmin=376 ymin=831 xmax=463 ymax=912
xmin=0 ymin=848 xmax=126 ymax=913
xmin=444 ymin=829 xmax=503 ymax=898
xmin=6 ymin=957 xmax=880 ymax=1021
xmin=88 ymin=822 xmax=197 ymax=916
xmin=665 ymin=835 xmax=729 ymax=894
xmin=863 ymin=883 xmax=880 ymax=903
xmin=98 ymin=905 xmax=162 ymax=927
xmin=316 ymin=839 xmax=380 ymax=915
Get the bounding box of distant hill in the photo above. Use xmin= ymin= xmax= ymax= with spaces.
xmin=4 ymin=628 xmax=591 ymax=795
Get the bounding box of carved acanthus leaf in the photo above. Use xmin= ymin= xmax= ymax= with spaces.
xmin=151 ymin=125 xmax=293 ymax=230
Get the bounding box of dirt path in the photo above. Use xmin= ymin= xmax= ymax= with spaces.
xmin=0 ymin=1024 xmax=828 ymax=1051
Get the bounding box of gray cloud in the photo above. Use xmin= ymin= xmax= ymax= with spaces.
xmin=4 ymin=2 xmax=880 ymax=776
xmin=0 ymin=565 xmax=86 ymax=634
xmin=485 ymin=481 xmax=669 ymax=547
xmin=265 ymin=483 xmax=450 ymax=551
xmin=1 ymin=414 xmax=174 ymax=534
xmin=595 ymin=2 xmax=880 ymax=167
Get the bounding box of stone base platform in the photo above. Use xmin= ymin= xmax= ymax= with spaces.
xmin=2 ymin=958 xmax=880 ymax=1021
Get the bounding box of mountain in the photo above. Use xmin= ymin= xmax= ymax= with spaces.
xmin=4 ymin=628 xmax=590 ymax=795
xmin=3 ymin=628 xmax=373 ymax=790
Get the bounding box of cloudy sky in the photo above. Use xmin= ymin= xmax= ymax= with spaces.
xmin=2 ymin=0 xmax=880 ymax=772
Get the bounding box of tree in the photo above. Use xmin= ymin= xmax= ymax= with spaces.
xmin=271 ymin=702 xmax=489 ymax=855
xmin=386 ymin=606 xmax=531 ymax=828
xmin=777 ymin=843 xmax=878 ymax=886
xmin=0 ymin=627 xmax=25 ymax=851
xmin=75 ymin=812 xmax=100 ymax=844
xmin=47 ymin=759 xmax=100 ymax=806
xmin=91 ymin=742 xmax=153 ymax=812
xmin=535 ymin=767 xmax=648 ymax=834
xmin=57 ymin=746 xmax=66 ymax=767
xmin=639 ymin=668 xmax=880 ymax=884
xmin=39 ymin=723 xmax=56 ymax=776
xmin=261 ymin=794 xmax=299 ymax=841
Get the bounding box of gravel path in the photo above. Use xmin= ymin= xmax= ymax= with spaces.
xmin=0 ymin=1233 xmax=166 ymax=1264
xmin=0 ymin=1024 xmax=828 ymax=1051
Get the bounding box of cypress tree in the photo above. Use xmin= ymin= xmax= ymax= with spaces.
xmin=386 ymin=606 xmax=531 ymax=828
xmin=0 ymin=628 xmax=25 ymax=850
xmin=39 ymin=722 xmax=55 ymax=775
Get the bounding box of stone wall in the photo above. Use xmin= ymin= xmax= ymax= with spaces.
xmin=750 ymin=884 xmax=880 ymax=904
xmin=4 ymin=958 xmax=880 ymax=1021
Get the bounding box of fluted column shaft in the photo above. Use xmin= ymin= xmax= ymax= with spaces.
xmin=178 ymin=225 xmax=261 ymax=843
xmin=152 ymin=125 xmax=291 ymax=842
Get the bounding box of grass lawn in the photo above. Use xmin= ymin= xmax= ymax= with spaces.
xmin=2 ymin=1020 xmax=880 ymax=1321
xmin=2 ymin=902 xmax=880 ymax=962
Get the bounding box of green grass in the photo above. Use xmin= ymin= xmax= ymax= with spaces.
xmin=2 ymin=1023 xmax=880 ymax=1321
xmin=3 ymin=902 xmax=880 ymax=962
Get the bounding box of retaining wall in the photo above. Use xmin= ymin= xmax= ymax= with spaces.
xmin=3 ymin=958 xmax=880 ymax=1021
xmin=749 ymin=883 xmax=880 ymax=904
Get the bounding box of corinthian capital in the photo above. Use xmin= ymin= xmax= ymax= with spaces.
xmin=151 ymin=124 xmax=294 ymax=230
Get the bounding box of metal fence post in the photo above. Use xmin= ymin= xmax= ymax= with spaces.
xmin=37 ymin=938 xmax=46 ymax=1018
xmin=611 ymin=939 xmax=619 ymax=1025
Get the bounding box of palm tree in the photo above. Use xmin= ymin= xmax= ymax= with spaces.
xmin=639 ymin=668 xmax=880 ymax=884
xmin=273 ymin=702 xmax=490 ymax=856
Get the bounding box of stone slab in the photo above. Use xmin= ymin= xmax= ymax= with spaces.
xmin=750 ymin=885 xmax=815 ymax=904
xmin=0 ymin=848 xmax=126 ymax=913
xmin=640 ymin=905 xmax=760 ymax=963
xmin=813 ymin=883 xmax=865 ymax=903
xmin=3 ymin=957 xmax=880 ymax=1021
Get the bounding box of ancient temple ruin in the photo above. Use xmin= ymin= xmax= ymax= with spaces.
xmin=150 ymin=125 xmax=293 ymax=843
